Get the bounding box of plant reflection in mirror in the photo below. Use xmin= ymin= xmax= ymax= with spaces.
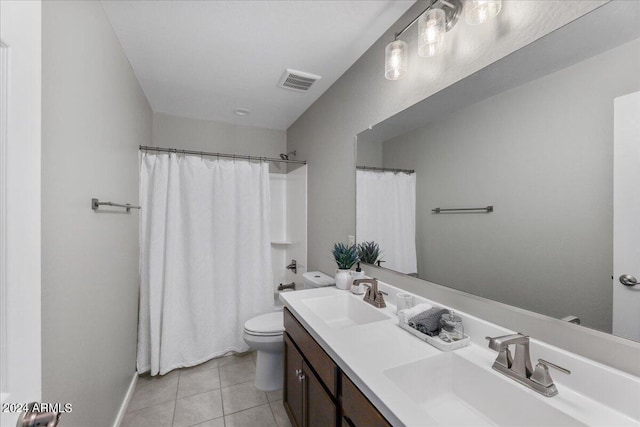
xmin=357 ymin=241 xmax=382 ymax=265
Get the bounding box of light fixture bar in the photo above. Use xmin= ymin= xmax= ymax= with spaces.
xmin=394 ymin=1 xmax=436 ymax=40
xmin=394 ymin=0 xmax=461 ymax=40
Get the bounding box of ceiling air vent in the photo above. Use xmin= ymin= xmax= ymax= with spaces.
xmin=278 ymin=69 xmax=321 ymax=92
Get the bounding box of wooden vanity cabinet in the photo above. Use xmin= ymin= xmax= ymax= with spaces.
xmin=284 ymin=309 xmax=337 ymax=427
xmin=340 ymin=374 xmax=392 ymax=427
xmin=284 ymin=333 xmax=304 ymax=426
xmin=283 ymin=308 xmax=391 ymax=427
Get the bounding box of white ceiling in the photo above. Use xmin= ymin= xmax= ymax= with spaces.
xmin=101 ymin=0 xmax=415 ymax=130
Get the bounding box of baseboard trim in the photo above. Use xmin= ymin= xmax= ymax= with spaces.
xmin=112 ymin=372 xmax=137 ymax=427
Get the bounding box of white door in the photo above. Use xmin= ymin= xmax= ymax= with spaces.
xmin=613 ymin=90 xmax=640 ymax=341
xmin=1 ymin=2 xmax=43 ymax=426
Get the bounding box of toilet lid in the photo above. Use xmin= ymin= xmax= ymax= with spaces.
xmin=244 ymin=312 xmax=284 ymax=335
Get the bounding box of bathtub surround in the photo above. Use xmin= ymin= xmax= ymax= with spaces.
xmin=138 ymin=153 xmax=273 ymax=375
xmin=41 ymin=1 xmax=152 ymax=425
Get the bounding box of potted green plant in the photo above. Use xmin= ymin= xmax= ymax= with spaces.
xmin=331 ymin=242 xmax=358 ymax=290
xmin=357 ymin=241 xmax=382 ymax=265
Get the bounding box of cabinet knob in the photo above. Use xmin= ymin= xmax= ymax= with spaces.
xmin=295 ymin=369 xmax=302 ymax=376
xmin=298 ymin=373 xmax=306 ymax=382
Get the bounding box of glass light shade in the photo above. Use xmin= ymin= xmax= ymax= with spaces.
xmin=464 ymin=0 xmax=502 ymax=25
xmin=384 ymin=40 xmax=408 ymax=80
xmin=418 ymin=8 xmax=446 ymax=57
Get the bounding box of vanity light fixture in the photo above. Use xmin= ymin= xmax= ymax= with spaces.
xmin=464 ymin=0 xmax=502 ymax=25
xmin=419 ymin=7 xmax=446 ymax=57
xmin=385 ymin=40 xmax=408 ymax=80
xmin=385 ymin=0 xmax=501 ymax=80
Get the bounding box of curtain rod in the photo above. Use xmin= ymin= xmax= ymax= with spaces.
xmin=139 ymin=146 xmax=307 ymax=165
xmin=357 ymin=166 xmax=414 ymax=174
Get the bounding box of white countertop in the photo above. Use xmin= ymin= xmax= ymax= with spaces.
xmin=281 ymin=284 xmax=640 ymax=427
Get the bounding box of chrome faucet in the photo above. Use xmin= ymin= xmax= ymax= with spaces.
xmin=486 ymin=333 xmax=571 ymax=397
xmin=285 ymin=259 xmax=297 ymax=274
xmin=353 ymin=278 xmax=386 ymax=308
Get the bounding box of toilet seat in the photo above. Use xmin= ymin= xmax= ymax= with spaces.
xmin=244 ymin=312 xmax=284 ymax=337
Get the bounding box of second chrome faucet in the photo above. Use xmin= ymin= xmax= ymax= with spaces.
xmin=486 ymin=333 xmax=571 ymax=397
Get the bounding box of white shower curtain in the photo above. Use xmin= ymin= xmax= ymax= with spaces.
xmin=137 ymin=153 xmax=273 ymax=375
xmin=356 ymin=170 xmax=417 ymax=275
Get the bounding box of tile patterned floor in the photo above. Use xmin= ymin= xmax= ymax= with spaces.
xmin=122 ymin=351 xmax=292 ymax=427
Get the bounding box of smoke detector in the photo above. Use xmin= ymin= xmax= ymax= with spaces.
xmin=278 ymin=69 xmax=321 ymax=92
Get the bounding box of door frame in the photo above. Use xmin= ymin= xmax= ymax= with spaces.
xmin=0 ymin=2 xmax=42 ymax=425
xmin=0 ymin=39 xmax=8 ymax=405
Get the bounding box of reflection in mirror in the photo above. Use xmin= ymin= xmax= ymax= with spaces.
xmin=356 ymin=1 xmax=640 ymax=342
xmin=356 ymin=166 xmax=417 ymax=274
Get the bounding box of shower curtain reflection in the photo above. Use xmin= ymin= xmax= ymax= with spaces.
xmin=137 ymin=153 xmax=273 ymax=375
xmin=356 ymin=169 xmax=417 ymax=275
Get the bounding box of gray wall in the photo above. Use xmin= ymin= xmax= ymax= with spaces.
xmin=355 ymin=140 xmax=382 ymax=168
xmin=42 ymin=2 xmax=152 ymax=426
xmin=379 ymin=38 xmax=640 ymax=333
xmin=287 ymin=1 xmax=640 ymax=375
xmin=153 ymin=112 xmax=287 ymax=172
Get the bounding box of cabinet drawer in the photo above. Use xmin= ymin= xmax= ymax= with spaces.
xmin=341 ymin=374 xmax=391 ymax=427
xmin=284 ymin=308 xmax=338 ymax=397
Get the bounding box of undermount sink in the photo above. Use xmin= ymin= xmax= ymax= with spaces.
xmin=384 ymin=353 xmax=585 ymax=426
xmin=301 ymin=293 xmax=391 ymax=328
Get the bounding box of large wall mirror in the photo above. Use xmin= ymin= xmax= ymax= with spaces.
xmin=356 ymin=1 xmax=640 ymax=342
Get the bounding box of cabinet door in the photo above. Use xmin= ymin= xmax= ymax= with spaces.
xmin=341 ymin=374 xmax=391 ymax=427
xmin=303 ymin=360 xmax=337 ymax=427
xmin=284 ymin=308 xmax=338 ymax=396
xmin=284 ymin=333 xmax=304 ymax=427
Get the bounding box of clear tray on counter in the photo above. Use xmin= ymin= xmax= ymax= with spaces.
xmin=398 ymin=322 xmax=470 ymax=352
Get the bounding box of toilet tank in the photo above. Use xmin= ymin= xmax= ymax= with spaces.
xmin=302 ymin=271 xmax=335 ymax=289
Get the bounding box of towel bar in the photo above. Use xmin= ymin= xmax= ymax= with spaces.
xmin=91 ymin=198 xmax=141 ymax=213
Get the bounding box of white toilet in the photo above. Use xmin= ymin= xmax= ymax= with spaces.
xmin=242 ymin=271 xmax=335 ymax=391
xmin=243 ymin=311 xmax=285 ymax=391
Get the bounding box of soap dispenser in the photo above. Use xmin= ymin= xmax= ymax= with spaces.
xmin=351 ymin=263 xmax=365 ymax=295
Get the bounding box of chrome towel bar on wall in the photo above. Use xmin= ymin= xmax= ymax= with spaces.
xmin=432 ymin=206 xmax=494 ymax=213
xmin=91 ymin=198 xmax=141 ymax=213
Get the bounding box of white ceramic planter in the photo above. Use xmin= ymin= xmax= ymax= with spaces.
xmin=335 ymin=269 xmax=353 ymax=290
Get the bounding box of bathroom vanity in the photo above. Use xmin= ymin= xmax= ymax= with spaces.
xmin=283 ymin=307 xmax=391 ymax=427
xmin=281 ymin=284 xmax=640 ymax=427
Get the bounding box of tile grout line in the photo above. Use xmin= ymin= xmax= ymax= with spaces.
xmin=267 ymin=400 xmax=279 ymax=427
xmin=171 ymin=370 xmax=181 ymax=426
xmin=219 ymin=365 xmax=226 ymax=419
xmin=223 ymin=400 xmax=271 ymax=417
